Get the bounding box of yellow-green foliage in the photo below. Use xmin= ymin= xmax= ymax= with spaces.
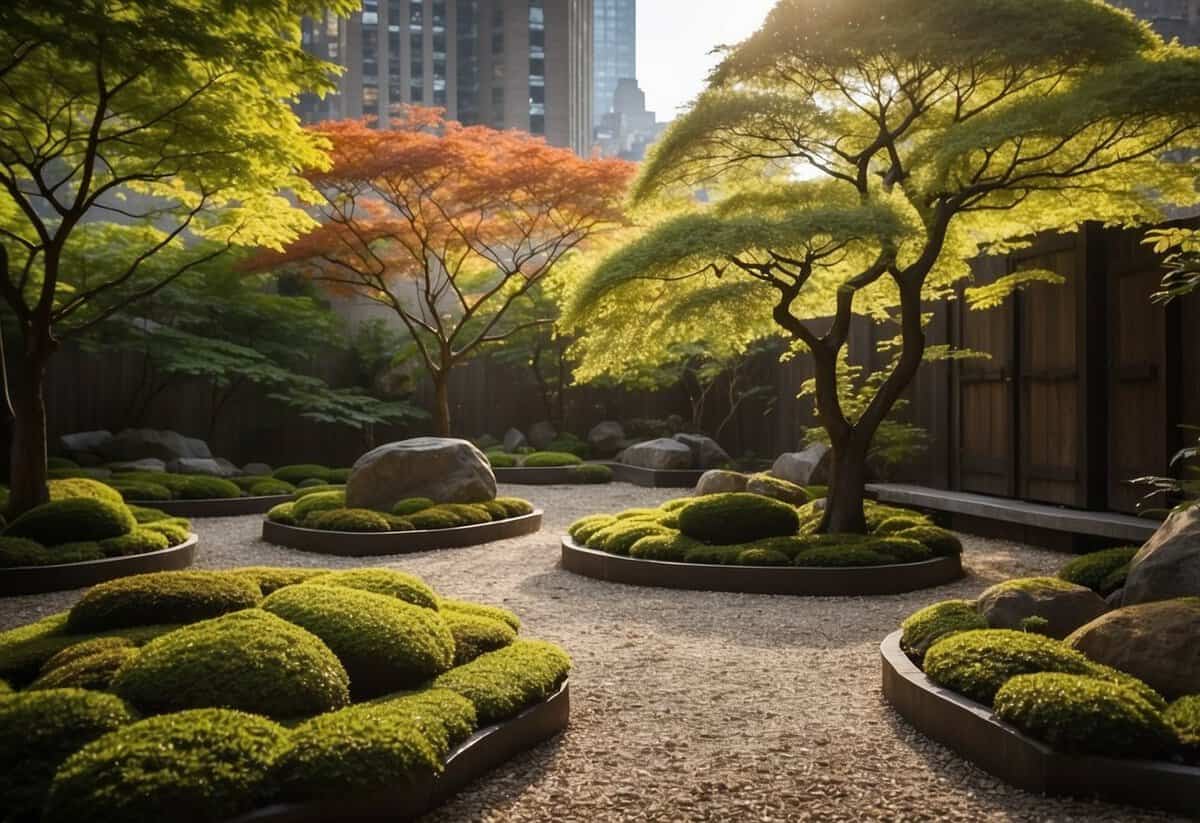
xmin=439 ymin=598 xmax=521 ymax=632
xmin=292 ymin=490 xmax=346 ymax=523
xmin=434 ymin=639 xmax=571 ymax=725
xmin=443 ymin=611 xmax=518 ymax=665
xmin=900 ymin=599 xmax=988 ymax=659
xmin=6 ymin=498 xmax=136 ymax=546
xmin=586 ymin=520 xmax=672 ymax=555
xmin=677 ymin=493 xmax=800 ymax=544
xmin=67 ymin=571 xmax=263 ymax=633
xmin=311 ymin=569 xmax=439 ymax=610
xmin=307 ymin=508 xmax=392 ymax=532
xmin=229 ymin=567 xmax=330 ymax=595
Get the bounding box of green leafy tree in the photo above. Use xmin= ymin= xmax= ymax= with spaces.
xmin=0 ymin=0 xmax=353 ymax=514
xmin=565 ymin=0 xmax=1200 ymax=532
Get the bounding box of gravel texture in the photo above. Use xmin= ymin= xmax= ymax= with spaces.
xmin=0 ymin=483 xmax=1184 ymax=822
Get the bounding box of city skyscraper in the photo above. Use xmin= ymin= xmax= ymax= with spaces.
xmin=592 ymin=0 xmax=635 ymax=127
xmin=1115 ymin=0 xmax=1200 ymax=43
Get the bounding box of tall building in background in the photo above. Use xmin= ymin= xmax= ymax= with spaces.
xmin=296 ymin=0 xmax=593 ymax=155
xmin=592 ymin=0 xmax=635 ymax=127
xmin=1121 ymin=0 xmax=1200 ymax=42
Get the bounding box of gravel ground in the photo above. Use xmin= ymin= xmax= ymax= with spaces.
xmin=0 ymin=483 xmax=1185 ymax=822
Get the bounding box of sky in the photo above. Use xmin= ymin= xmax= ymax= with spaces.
xmin=636 ymin=0 xmax=778 ymax=122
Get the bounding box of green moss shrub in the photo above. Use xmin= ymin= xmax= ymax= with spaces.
xmin=407 ymin=507 xmax=468 ymax=530
xmin=682 ymin=545 xmax=743 ymax=565
xmin=99 ymin=527 xmax=170 ymax=557
xmin=1166 ymin=695 xmax=1200 ymax=753
xmin=485 ymin=451 xmax=518 ymax=467
xmin=747 ymin=473 xmax=810 ymax=504
xmin=67 ymin=571 xmax=262 ymax=633
xmin=443 ymin=610 xmax=518 ymax=665
xmin=230 ymin=566 xmax=330 ymax=595
xmin=438 ymin=503 xmax=494 ymax=524
xmin=434 ymin=639 xmax=571 ymax=725
xmin=29 ymin=646 xmax=136 ymax=691
xmin=109 ymin=480 xmax=172 ymax=502
xmin=112 ymin=610 xmax=350 ymax=718
xmin=793 ymin=546 xmax=897 ymax=567
xmin=311 ymin=569 xmax=438 ymax=610
xmin=628 ymin=532 xmax=702 ymax=561
xmin=327 ymin=468 xmax=352 ymax=483
xmin=994 ymin=673 xmax=1172 ymax=758
xmin=292 ymin=483 xmax=345 ymax=499
xmin=43 ymin=708 xmax=290 ymax=823
xmin=248 ymin=479 xmax=296 ymax=496
xmin=0 ymin=537 xmax=104 ymax=568
xmin=139 ymin=519 xmax=190 ymax=546
xmin=863 ymin=502 xmax=920 ymax=532
xmin=308 ymin=508 xmax=392 ymax=532
xmin=568 ymin=514 xmax=617 ymax=542
xmin=0 ymin=617 xmax=180 ymax=686
xmin=439 ymin=598 xmax=520 ymax=632
xmin=392 ymin=497 xmax=435 ymax=516
xmin=267 ymin=501 xmax=298 ymax=525
xmin=586 ymin=521 xmax=672 ymax=555
xmin=894 ymin=526 xmax=963 ymax=558
xmin=262 ymin=584 xmax=454 ymax=697
xmin=545 ymin=434 xmax=589 ymax=457
xmin=39 ymin=636 xmax=135 ymax=673
xmin=175 ymin=476 xmax=243 ymax=500
xmin=0 ymin=689 xmax=136 ymax=820
xmin=677 ymin=493 xmax=800 ymax=545
xmin=737 ymin=547 xmax=791 ymax=566
xmin=875 ymin=516 xmax=930 ymax=535
xmin=900 ymin=600 xmax=988 ymax=659
xmin=291 ymin=490 xmax=346 ymax=523
xmin=477 ymin=500 xmax=509 ymax=519
xmin=1057 ymin=546 xmax=1140 ymax=594
xmin=523 ymin=451 xmax=583 ymax=467
xmin=128 ymin=505 xmax=168 ymax=523
xmin=571 ymin=463 xmax=613 ymax=484
xmin=274 ymin=464 xmax=335 ymax=485
xmin=494 ymin=497 xmax=534 ymax=517
xmin=6 ymin=497 xmax=136 ymax=545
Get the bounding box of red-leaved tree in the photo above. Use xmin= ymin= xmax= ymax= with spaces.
xmin=252 ymin=109 xmax=634 ymax=436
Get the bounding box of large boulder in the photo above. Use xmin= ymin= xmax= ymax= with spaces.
xmin=60 ymin=430 xmax=113 ymax=455
xmin=1122 ymin=508 xmax=1200 ymax=606
xmin=502 ymin=428 xmax=527 ymax=453
xmin=673 ymin=433 xmax=730 ymax=469
xmin=621 ymin=438 xmax=694 ymax=471
xmin=587 ymin=421 xmax=626 ymax=457
xmin=166 ymin=457 xmax=236 ymax=477
xmin=528 ymin=421 xmax=558 ymax=451
xmin=346 ymin=438 xmax=496 ymax=510
xmin=771 ymin=443 xmax=830 ymax=486
xmin=977 ymin=577 xmax=1109 ymax=639
xmin=1066 ymin=597 xmax=1200 ymax=699
xmin=695 ymin=470 xmax=749 ymax=496
xmin=100 ymin=428 xmax=212 ymax=462
xmin=109 ymin=458 xmax=167 ymax=473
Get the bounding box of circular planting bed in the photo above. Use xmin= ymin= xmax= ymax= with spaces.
xmin=101 ymin=465 xmax=351 ymax=518
xmin=264 ymin=512 xmax=543 ymax=556
xmin=0 ymin=567 xmax=572 ymax=823
xmin=134 ymin=495 xmax=293 ymax=518
xmin=561 ymin=492 xmax=966 ymax=595
xmin=0 ymin=479 xmax=199 ymax=596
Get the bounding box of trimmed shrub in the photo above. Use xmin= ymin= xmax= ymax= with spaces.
xmin=900 ymin=600 xmax=988 ymax=659
xmin=683 ymin=544 xmax=744 ymax=565
xmin=408 ymin=507 xmax=469 ymax=530
xmin=629 ymin=532 xmax=703 ymax=561
xmin=1166 ymin=695 xmax=1200 ymax=752
xmin=29 ymin=646 xmax=135 ymax=691
xmin=0 ymin=537 xmax=70 ymax=568
xmin=568 ymin=514 xmax=617 ymax=542
xmin=298 ymin=478 xmax=327 ymax=488
xmin=0 ymin=618 xmax=179 ymax=687
xmin=485 ymin=451 xmax=517 ymax=468
xmin=994 ymin=673 xmax=1172 ymax=757
xmin=311 ymin=569 xmax=439 ymax=611
xmin=267 ymin=501 xmax=298 ymax=525
xmin=392 ymin=497 xmax=435 ymax=516
xmin=110 ymin=480 xmax=172 ymax=502
xmin=274 ymin=464 xmax=334 ymax=485
xmin=434 ymin=639 xmax=571 ymax=725
xmin=128 ymin=505 xmax=169 ymax=524
xmin=112 ymin=610 xmax=350 ymax=718
xmin=292 ymin=483 xmax=345 ymax=500
xmin=587 ymin=521 xmax=671 ymax=555
xmin=44 ymin=708 xmax=290 ymax=823
xmin=678 ymin=493 xmax=800 ymax=545
xmin=571 ymin=463 xmax=614 ymax=484
xmin=6 ymin=497 xmax=136 ymax=546
xmin=660 ymin=498 xmax=692 ymax=512
xmin=736 ymin=547 xmax=791 ymax=566
xmin=231 ymin=475 xmax=272 ymax=492
xmin=477 ymin=500 xmax=510 ymax=519
xmin=176 ymin=475 xmax=243 ymax=500
xmin=262 ymin=584 xmax=454 ymax=697
xmin=291 ymin=490 xmax=346 ymax=523
xmin=863 ymin=502 xmax=921 ymax=532
xmin=894 ymin=526 xmax=963 ymax=558
xmin=248 ymin=479 xmax=296 ymax=496
xmin=614 ymin=507 xmax=662 ymax=521
xmin=1057 ymin=546 xmax=1140 ymax=594
xmin=439 ymin=598 xmax=520 ymax=632
xmin=792 ymin=546 xmax=897 ymax=567
xmin=308 ymin=508 xmax=392 ymax=532
xmin=875 ymin=516 xmax=930 ymax=535
xmin=383 ymin=514 xmax=415 ymax=530
xmin=494 ymin=497 xmax=534 ymax=518
xmin=140 ymin=520 xmax=191 ymax=546
xmin=99 ymin=527 xmax=169 ymax=558
xmin=868 ymin=537 xmax=933 ymax=563
xmin=523 ymin=451 xmax=583 ymax=467
xmin=230 ymin=566 xmax=330 ymax=595
xmin=443 ymin=610 xmax=518 ymax=665
xmin=67 ymin=571 xmax=263 ymax=633
xmin=0 ymin=689 xmax=136 ymax=820
xmin=439 ymin=503 xmax=495 ymax=525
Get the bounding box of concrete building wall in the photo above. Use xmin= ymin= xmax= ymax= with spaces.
xmin=592 ymin=0 xmax=635 ymax=126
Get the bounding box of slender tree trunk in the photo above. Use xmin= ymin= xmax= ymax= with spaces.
xmin=819 ymin=431 xmax=870 ymax=533
xmin=9 ymin=343 xmax=51 ymax=516
xmin=0 ymin=321 xmax=14 ymax=487
xmin=432 ymin=373 xmax=451 ymax=437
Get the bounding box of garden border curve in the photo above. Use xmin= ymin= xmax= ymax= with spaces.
xmin=0 ymin=533 xmax=199 ymax=597
xmin=262 ymin=511 xmax=543 ymax=556
xmin=126 ymin=494 xmax=294 ymax=518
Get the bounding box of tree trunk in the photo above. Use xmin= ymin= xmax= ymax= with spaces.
xmin=432 ymin=374 xmax=451 ymax=437
xmin=9 ymin=346 xmax=50 ymax=516
xmin=819 ymin=432 xmax=870 ymax=533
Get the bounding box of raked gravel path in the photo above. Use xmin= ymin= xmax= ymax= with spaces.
xmin=0 ymin=483 xmax=1185 ymax=822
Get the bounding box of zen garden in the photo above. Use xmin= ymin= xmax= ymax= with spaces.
xmin=2 ymin=0 xmax=1200 ymax=820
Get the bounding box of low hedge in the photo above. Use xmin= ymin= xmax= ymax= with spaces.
xmin=67 ymin=571 xmax=263 ymax=633
xmin=1057 ymin=545 xmax=1140 ymax=594
xmin=522 ymin=451 xmax=583 ymax=468
xmin=43 ymin=708 xmax=290 ymax=823
xmin=677 ymin=493 xmax=800 ymax=545
xmin=262 ymin=584 xmax=455 ymax=697
xmin=434 ymin=639 xmax=571 ymax=725
xmin=6 ymin=497 xmax=137 ymax=546
xmin=273 ymin=464 xmax=337 ymax=485
xmin=994 ymin=673 xmax=1172 ymax=758
xmin=312 ymin=568 xmax=439 ymax=611
xmin=443 ymin=610 xmax=518 ymax=665
xmin=900 ymin=599 xmax=988 ymax=659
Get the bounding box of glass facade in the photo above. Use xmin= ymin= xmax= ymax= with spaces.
xmin=529 ymin=0 xmax=545 ymax=134
xmin=456 ymin=0 xmax=481 ymax=123
xmin=592 ymin=0 xmax=634 ymax=126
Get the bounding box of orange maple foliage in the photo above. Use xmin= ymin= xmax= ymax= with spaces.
xmin=249 ymin=108 xmax=634 ymax=434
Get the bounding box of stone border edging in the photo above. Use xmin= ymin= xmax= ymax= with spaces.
xmin=125 ymin=494 xmax=294 ymax=518
xmin=228 ymin=680 xmax=570 ymax=823
xmin=261 ymin=511 xmax=544 ymax=556
xmin=560 ymin=537 xmax=964 ymax=596
xmin=0 ymin=534 xmax=199 ymax=597
xmin=880 ymin=630 xmax=1200 ymax=815
xmin=602 ymin=462 xmax=706 ymax=488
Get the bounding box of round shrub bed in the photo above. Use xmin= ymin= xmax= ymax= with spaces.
xmin=561 ymin=494 xmax=964 ymax=596
xmin=0 ymin=567 xmax=572 ymax=822
xmin=262 ymin=493 xmax=542 ymax=556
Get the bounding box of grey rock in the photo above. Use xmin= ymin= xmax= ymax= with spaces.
xmin=184 ymin=437 xmax=212 ymax=459
xmin=346 ymin=437 xmax=496 ymax=510
xmin=528 ymin=421 xmax=558 ymax=451
xmin=695 ymin=470 xmax=750 ymax=496
xmin=71 ymin=451 xmax=106 ymax=467
xmin=243 ymin=462 xmax=273 ymax=476
xmin=109 ymin=458 xmax=167 ymax=473
xmin=1122 ymin=507 xmax=1200 ymax=606
xmin=673 ymin=433 xmax=730 ymax=469
xmin=1067 ymin=598 xmax=1200 ymax=699
xmin=771 ymin=443 xmax=831 ymax=486
xmin=1105 ymin=588 xmax=1124 ymax=610
xmin=977 ymin=577 xmax=1109 ymax=639
xmin=166 ymin=457 xmax=235 ymax=477
xmin=60 ymin=430 xmax=113 ymax=454
xmin=503 ymin=427 xmax=528 ymax=453
xmin=215 ymin=457 xmax=241 ymax=476
xmin=587 ymin=421 xmax=626 ymax=457
xmin=621 ymin=438 xmax=694 ymax=471
xmin=100 ymin=428 xmax=212 ymax=462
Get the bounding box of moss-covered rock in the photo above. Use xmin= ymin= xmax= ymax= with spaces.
xmin=6 ymin=498 xmax=136 ymax=546
xmin=439 ymin=598 xmax=521 ymax=632
xmin=863 ymin=502 xmax=922 ymax=532
xmin=744 ymin=472 xmax=810 ymax=505
xmin=44 ymin=708 xmax=290 ymax=823
xmin=900 ymin=599 xmax=988 ymax=659
xmin=1057 ymin=546 xmax=1140 ymax=594
xmin=392 ymin=497 xmax=435 ymax=516
xmin=875 ymin=516 xmax=931 ymax=535
xmin=894 ymin=525 xmax=963 ymax=558
xmin=523 ymin=451 xmax=583 ymax=467
xmin=112 ymin=610 xmax=350 ymax=718
xmin=677 ymin=493 xmax=800 ymax=545
xmin=67 ymin=571 xmax=263 ymax=633
xmin=977 ymin=577 xmax=1108 ymax=639
xmin=994 ymin=672 xmax=1172 ymax=757
xmin=262 ymin=584 xmax=454 ymax=697
xmin=229 ymin=566 xmax=330 ymax=595
xmin=434 ymin=639 xmax=570 ymax=725
xmin=308 ymin=507 xmax=392 ymax=532
xmin=0 ymin=688 xmax=136 ymax=820
xmin=793 ymin=546 xmax=897 ymax=567
xmin=311 ymin=569 xmax=438 ymax=611
xmin=443 ymin=610 xmax=518 ymax=665
xmin=274 ymin=464 xmax=335 ymax=485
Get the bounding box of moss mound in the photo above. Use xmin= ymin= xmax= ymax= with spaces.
xmin=900 ymin=600 xmax=988 ymax=659
xmin=267 ymin=501 xmax=298 ymax=525
xmin=994 ymin=673 xmax=1172 ymax=758
xmin=443 ymin=610 xmax=518 ymax=665
xmin=523 ymin=451 xmax=583 ymax=467
xmin=128 ymin=505 xmax=169 ymax=523
xmin=0 ymin=689 xmax=136 ymax=820
xmin=29 ymin=646 xmax=136 ymax=691
xmin=747 ymin=472 xmax=810 ymax=504
xmin=629 ymin=532 xmax=703 ymax=561
xmin=262 ymin=584 xmax=454 ymax=697
xmin=568 ymin=514 xmax=617 ymax=542
xmin=6 ymin=497 xmax=136 ymax=546
xmin=291 ymin=490 xmax=346 ymax=523
xmin=40 ymin=636 xmax=135 ymax=674
xmin=248 ymin=479 xmax=296 ymax=496
xmin=439 ymin=598 xmax=521 ymax=632
xmin=48 ymin=477 xmax=125 ymax=505
xmin=683 ymin=544 xmax=743 ymax=565
xmin=677 ymin=493 xmax=800 ymax=545
xmin=869 ymin=536 xmax=933 ymax=563
xmin=572 ymin=463 xmax=613 ymax=484
xmin=736 ymin=547 xmax=791 ymax=566
xmin=485 ymin=451 xmax=517 ymax=468
xmin=43 ymin=708 xmax=289 ymax=823
xmin=793 ymin=546 xmax=897 ymax=567
xmin=312 ymin=569 xmax=439 ymax=611
xmin=894 ymin=526 xmax=963 ymax=557
xmin=67 ymin=571 xmax=262 ymax=633
xmin=109 ymin=480 xmax=173 ymax=502
xmin=0 ymin=536 xmax=105 ymax=568
xmin=99 ymin=527 xmax=170 ymax=557
xmin=1057 ymin=545 xmax=1140 ymax=594
xmin=407 ymin=507 xmax=468 ymax=530
xmin=494 ymin=497 xmax=535 ymax=518
xmin=1166 ymin=695 xmax=1200 ymax=753
xmin=875 ymin=516 xmax=931 ymax=535
xmin=308 ymin=508 xmax=392 ymax=532
xmin=0 ymin=616 xmax=181 ymax=686
xmin=292 ymin=484 xmax=345 ymax=500
xmin=392 ymin=497 xmax=435 ymax=516
xmin=438 ymin=503 xmax=494 ymax=525
xmin=434 ymin=639 xmax=571 ymax=725
xmin=274 ymin=464 xmax=335 ymax=485
xmin=586 ymin=520 xmax=672 ymax=555
xmin=229 ymin=566 xmax=330 ymax=595
xmin=112 ymin=610 xmax=350 ymax=719
xmin=139 ymin=519 xmax=190 ymax=546
xmin=174 ymin=475 xmax=243 ymax=500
